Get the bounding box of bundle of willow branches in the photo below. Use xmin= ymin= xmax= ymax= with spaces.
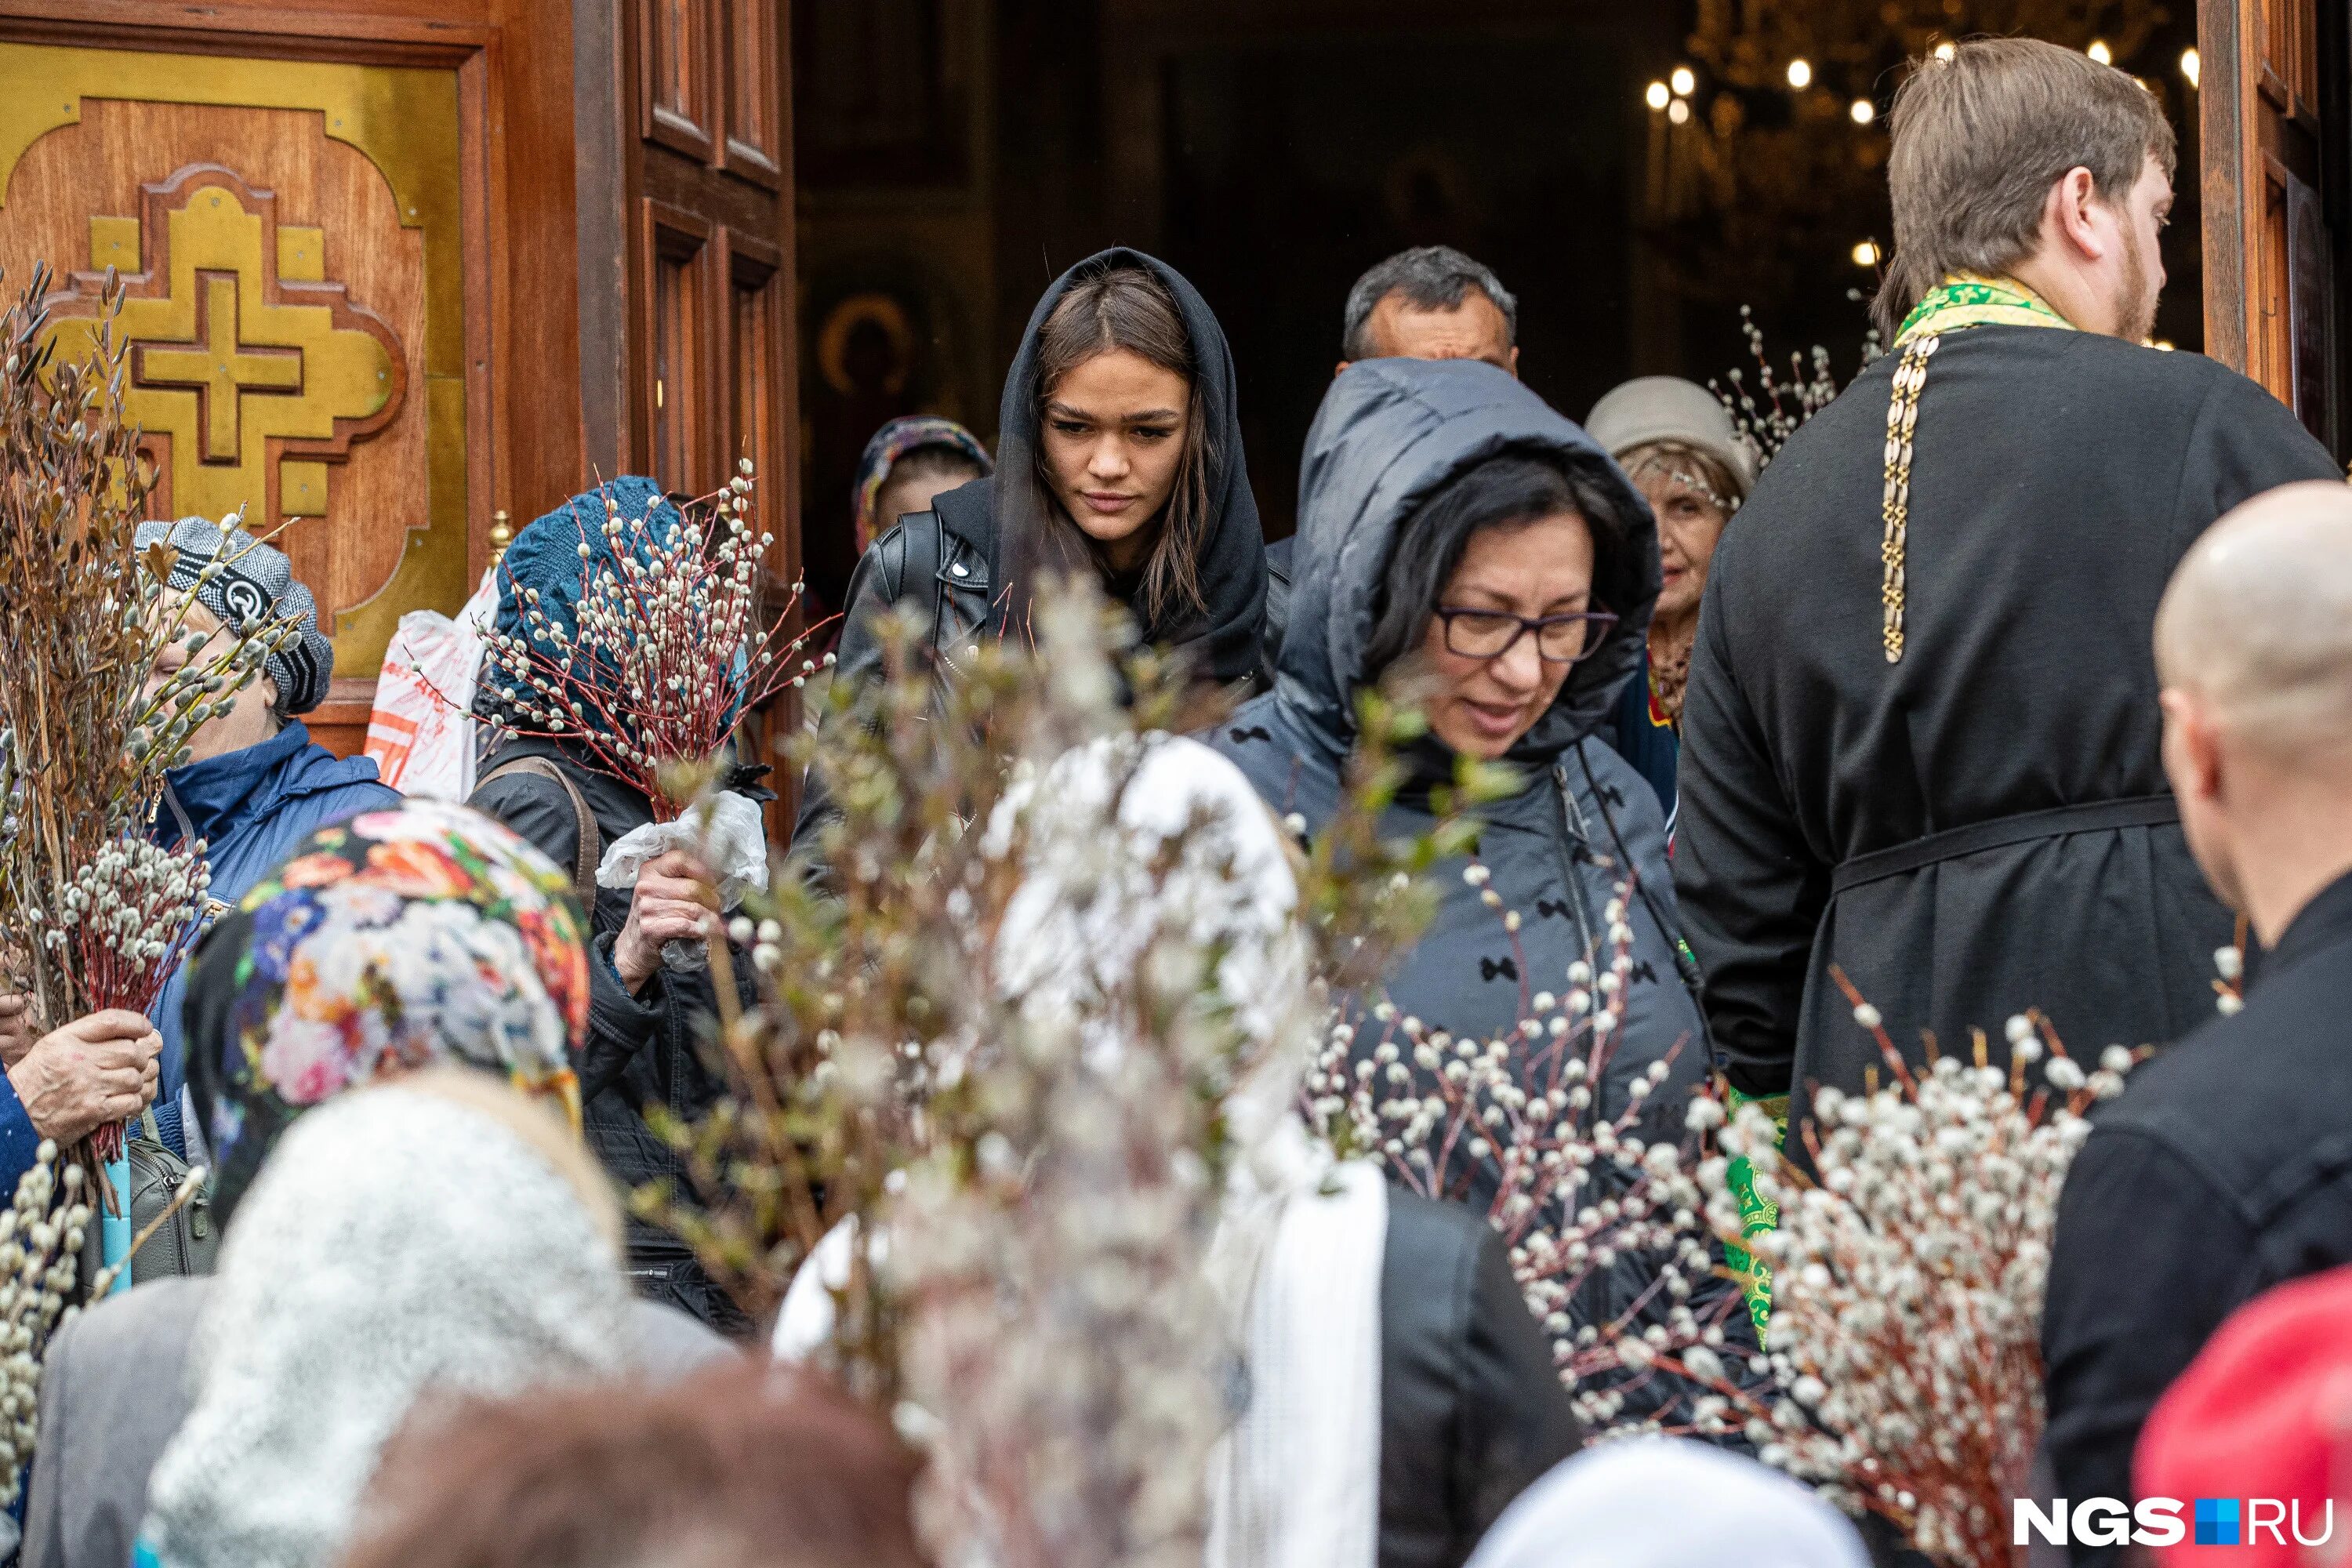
xmin=1682 ymin=986 xmax=2132 ymax=1568
xmin=0 ymin=265 xmax=297 ymax=1160
xmin=1307 ymin=879 xmax=1741 ymax=1436
xmin=474 ymin=464 xmax=818 ymax=817
xmin=646 ymin=575 xmax=1484 ymax=1568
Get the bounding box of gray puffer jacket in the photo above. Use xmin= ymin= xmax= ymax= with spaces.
xmin=1210 ymin=358 xmax=1709 ymax=1126
xmin=1207 ymin=359 xmax=1745 ymax=1429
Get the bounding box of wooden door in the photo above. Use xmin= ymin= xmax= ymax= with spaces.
xmin=2201 ymin=0 xmax=2344 ymax=452
xmin=576 ymin=0 xmax=797 ymax=529
xmin=0 ymin=0 xmax=585 ymax=757
xmin=578 ymin=0 xmax=801 ymax=823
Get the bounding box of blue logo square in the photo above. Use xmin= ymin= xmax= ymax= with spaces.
xmin=2196 ymin=1497 xmax=2241 ymax=1546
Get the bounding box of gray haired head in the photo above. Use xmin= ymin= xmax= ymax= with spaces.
xmin=1341 ymin=246 xmax=1519 ymax=362
xmin=132 ymin=515 xmax=334 ymax=719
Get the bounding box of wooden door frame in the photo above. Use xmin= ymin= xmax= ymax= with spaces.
xmin=2200 ymin=0 xmax=2258 ymax=375
xmin=2199 ymin=0 xmax=2347 ymax=449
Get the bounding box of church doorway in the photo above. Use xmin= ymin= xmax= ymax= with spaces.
xmin=793 ymin=0 xmax=2238 ymax=620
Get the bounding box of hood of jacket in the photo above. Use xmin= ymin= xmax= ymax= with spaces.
xmin=1272 ymin=358 xmax=1658 ymax=767
xmin=936 ymin=247 xmax=1266 ymax=683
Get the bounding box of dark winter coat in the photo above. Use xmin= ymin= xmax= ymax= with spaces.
xmin=2041 ymin=871 xmax=2352 ymax=1564
xmin=1210 ymin=361 xmax=1742 ymax=1430
xmin=467 ymin=735 xmax=756 ymax=1334
xmin=1378 ymin=1188 xmax=1585 ymax=1568
xmin=150 ymin=722 xmax=398 ymax=1154
xmin=798 ymin=248 xmax=1266 ymax=848
xmin=1672 ymin=327 xmax=2341 ymax=1131
xmin=1212 ymin=358 xmax=1711 ymax=1134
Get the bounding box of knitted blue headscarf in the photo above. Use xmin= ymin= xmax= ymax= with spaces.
xmin=495 ymin=477 xmax=684 ymax=651
xmin=488 ymin=477 xmax=687 ymax=722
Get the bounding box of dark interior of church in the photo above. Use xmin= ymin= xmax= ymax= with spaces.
xmin=792 ymin=0 xmax=2207 ymax=615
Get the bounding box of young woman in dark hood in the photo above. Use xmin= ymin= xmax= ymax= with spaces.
xmin=797 ymin=249 xmax=1265 ymax=846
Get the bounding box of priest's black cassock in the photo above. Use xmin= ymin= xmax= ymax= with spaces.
xmin=1673 ymin=322 xmax=2339 ymax=1127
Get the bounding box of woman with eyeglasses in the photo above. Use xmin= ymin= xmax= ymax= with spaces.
xmin=1209 ymin=354 xmax=1713 ymax=1202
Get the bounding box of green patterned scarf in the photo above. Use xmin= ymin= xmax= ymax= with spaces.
xmin=1894 ymin=271 xmax=2074 ymax=345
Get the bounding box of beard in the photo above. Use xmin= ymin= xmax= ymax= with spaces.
xmin=2114 ymin=225 xmax=2161 ymax=344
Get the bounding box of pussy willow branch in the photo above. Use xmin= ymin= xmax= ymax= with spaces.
xmin=0 ymin=264 xmax=295 ymax=1034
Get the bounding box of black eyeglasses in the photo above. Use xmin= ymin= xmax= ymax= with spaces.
xmin=1433 ymin=606 xmax=1619 ymax=666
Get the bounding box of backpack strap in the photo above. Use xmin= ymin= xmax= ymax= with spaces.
xmin=477 ymin=756 xmax=602 ymax=906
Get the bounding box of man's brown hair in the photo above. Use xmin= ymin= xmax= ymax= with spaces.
xmin=1875 ymin=37 xmax=2177 ymax=338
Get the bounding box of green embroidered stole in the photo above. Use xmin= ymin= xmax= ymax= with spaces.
xmin=1894 ymin=271 xmax=2074 ymax=344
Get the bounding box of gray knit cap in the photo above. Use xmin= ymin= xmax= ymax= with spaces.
xmin=1584 ymin=376 xmax=1760 ymax=498
xmin=132 ymin=516 xmax=334 ymax=717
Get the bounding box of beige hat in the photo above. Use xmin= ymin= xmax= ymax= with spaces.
xmin=1584 ymin=376 xmax=1759 ymax=497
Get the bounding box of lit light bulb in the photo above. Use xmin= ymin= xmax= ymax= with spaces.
xmin=2087 ymin=39 xmax=2112 ymax=65
xmin=1671 ymin=66 xmax=1696 ymax=96
xmin=1668 ymin=97 xmax=1692 ymax=125
xmin=2154 ymin=339 xmax=2176 ymax=352
xmin=1853 ymin=240 xmax=1882 ymax=267
xmin=1933 ymin=41 xmax=1957 ymax=61
xmin=1850 ymin=97 xmax=1876 ymax=125
xmin=1787 ymin=57 xmax=1813 ymax=89
xmin=1646 ymin=80 xmax=1671 ymax=111
xmin=2181 ymin=47 xmax=2201 ymax=88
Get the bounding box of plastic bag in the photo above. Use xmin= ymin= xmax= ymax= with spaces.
xmin=365 ymin=570 xmax=499 ymax=800
xmin=597 ymin=790 xmax=773 ymax=974
xmin=596 ymin=789 xmax=773 ymax=906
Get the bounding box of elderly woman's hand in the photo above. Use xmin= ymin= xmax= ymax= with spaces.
xmin=0 ymin=990 xmax=31 ymax=1068
xmin=612 ymin=850 xmax=719 ymax=994
xmin=5 ymin=1010 xmax=162 ymax=1144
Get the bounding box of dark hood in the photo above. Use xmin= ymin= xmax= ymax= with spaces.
xmin=1273 ymin=358 xmax=1658 ymax=764
xmin=935 ymin=247 xmax=1266 ymax=683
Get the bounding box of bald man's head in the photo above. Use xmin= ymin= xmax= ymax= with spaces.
xmin=2155 ymin=481 xmax=2352 ymax=768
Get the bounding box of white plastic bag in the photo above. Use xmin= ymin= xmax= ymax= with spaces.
xmin=365 ymin=570 xmax=499 ymax=800
xmin=597 ymin=789 xmax=773 ymax=975
xmin=596 ymin=789 xmax=773 ymax=906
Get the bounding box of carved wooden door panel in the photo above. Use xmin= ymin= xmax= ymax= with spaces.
xmin=2201 ymin=0 xmax=2342 ymax=452
xmin=624 ymin=0 xmax=797 ymax=527
xmin=584 ymin=0 xmax=800 ymax=826
xmin=0 ymin=40 xmax=483 ymax=752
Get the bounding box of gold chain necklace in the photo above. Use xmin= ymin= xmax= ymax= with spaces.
xmin=1879 ymin=334 xmax=1938 ymax=663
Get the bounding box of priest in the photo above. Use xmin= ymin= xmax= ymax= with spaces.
xmin=1673 ymin=38 xmax=2341 ymax=1149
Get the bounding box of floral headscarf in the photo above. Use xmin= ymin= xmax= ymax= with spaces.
xmin=183 ymin=799 xmax=590 ymax=1224
xmin=852 ymin=415 xmax=993 ymax=553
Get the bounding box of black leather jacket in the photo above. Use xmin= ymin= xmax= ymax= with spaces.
xmin=1258 ymin=534 xmax=1295 ymax=689
xmin=792 ymin=509 xmax=987 ymax=848
xmin=469 ymin=737 xmax=757 ymax=1334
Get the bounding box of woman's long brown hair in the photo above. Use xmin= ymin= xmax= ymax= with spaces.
xmin=1026 ymin=264 xmax=1214 ymax=627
